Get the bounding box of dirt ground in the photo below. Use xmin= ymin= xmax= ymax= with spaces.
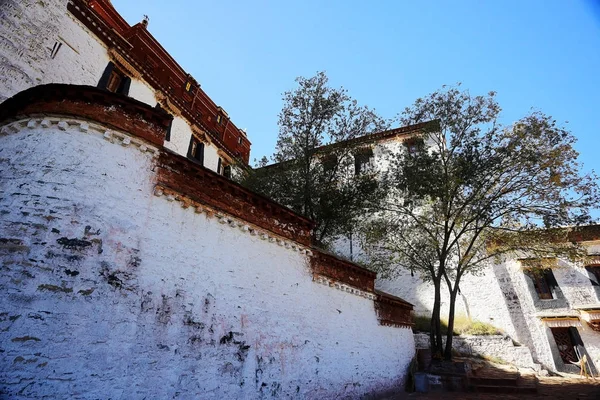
xmin=400 ymin=376 xmax=600 ymax=399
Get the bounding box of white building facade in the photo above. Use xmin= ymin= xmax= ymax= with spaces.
xmin=0 ymin=1 xmax=416 ymax=398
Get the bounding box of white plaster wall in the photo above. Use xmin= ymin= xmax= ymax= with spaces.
xmin=0 ymin=0 xmax=241 ymax=173
xmin=204 ymin=143 xmax=221 ymax=172
xmin=163 ymin=116 xmax=193 ymax=156
xmin=0 ymin=0 xmax=110 ymax=102
xmin=579 ymin=324 xmax=600 ymax=374
xmin=376 ymin=267 xmax=518 ymax=338
xmin=0 ymin=118 xmax=415 ymax=399
xmin=128 ymin=78 xmax=157 ymax=106
xmin=553 ymin=260 xmax=598 ymax=306
xmin=379 ymin=252 xmax=600 ymax=373
xmin=161 ymin=116 xmax=222 ymax=173
xmin=333 ymin=131 xmax=600 ymax=372
xmin=413 ymin=333 xmax=538 ymax=370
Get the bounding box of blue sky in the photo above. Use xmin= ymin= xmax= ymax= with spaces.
xmin=114 ymin=0 xmax=599 ymax=206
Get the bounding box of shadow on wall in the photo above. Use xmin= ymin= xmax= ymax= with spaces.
xmin=492 ymin=262 xmax=539 ymax=362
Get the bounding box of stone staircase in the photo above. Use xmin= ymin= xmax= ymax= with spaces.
xmin=413 ymin=351 xmax=539 ymax=394
xmin=466 ymin=358 xmax=538 ymax=394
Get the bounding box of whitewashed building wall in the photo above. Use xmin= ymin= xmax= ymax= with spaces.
xmin=0 ymin=117 xmax=415 ymax=399
xmin=0 ymin=0 xmax=225 ymax=173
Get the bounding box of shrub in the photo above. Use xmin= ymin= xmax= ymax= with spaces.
xmin=461 ymin=321 xmax=502 ymax=336
xmin=412 ymin=314 xmax=501 ymax=336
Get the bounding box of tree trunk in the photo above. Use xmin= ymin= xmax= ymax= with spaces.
xmin=430 ymin=278 xmax=443 ymax=359
xmin=443 ymin=288 xmax=459 ymax=361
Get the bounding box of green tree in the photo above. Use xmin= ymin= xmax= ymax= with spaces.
xmin=241 ymin=72 xmax=388 ymax=247
xmin=361 ymin=86 xmax=599 ymax=360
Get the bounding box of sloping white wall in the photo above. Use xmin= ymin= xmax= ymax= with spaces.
xmin=0 ymin=117 xmax=414 ymax=399
xmin=0 ymin=0 xmax=109 ymax=102
xmin=0 ymin=0 xmax=226 ymax=173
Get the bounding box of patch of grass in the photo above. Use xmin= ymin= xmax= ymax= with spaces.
xmin=481 ymin=354 xmax=509 ymax=365
xmin=461 ymin=321 xmax=502 ymax=336
xmin=413 ymin=314 xmax=501 ymax=336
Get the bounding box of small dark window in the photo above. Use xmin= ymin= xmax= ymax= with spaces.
xmin=155 ymin=104 xmax=172 ymax=141
xmin=322 ymin=154 xmax=337 ymax=172
xmin=216 ymin=115 xmax=223 ymax=125
xmin=524 ymin=268 xmax=558 ymax=300
xmin=354 ymin=149 xmax=374 ymax=175
xmin=51 ymin=41 xmax=62 ymax=59
xmin=217 ymin=157 xmax=222 ymax=174
xmin=238 ymin=136 xmax=243 ymax=145
xmin=550 ymin=327 xmax=579 ymax=364
xmin=586 ymin=266 xmax=600 ymax=286
xmin=223 ymin=165 xmax=232 ymax=179
xmin=187 ymin=138 xmax=204 ymax=165
xmin=98 ymin=62 xmax=131 ymax=96
xmin=404 ymin=138 xmax=423 ymax=156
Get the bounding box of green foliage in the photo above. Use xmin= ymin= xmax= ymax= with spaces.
xmin=461 ymin=321 xmax=502 ymax=336
xmin=362 ymin=85 xmax=599 ymax=360
xmin=413 ymin=314 xmax=501 ymax=336
xmin=413 ymin=314 xmax=445 ymax=333
xmin=240 ymin=72 xmax=388 ymax=246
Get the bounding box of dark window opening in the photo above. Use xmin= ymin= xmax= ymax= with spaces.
xmin=155 ymin=104 xmax=172 ymax=141
xmin=187 ymin=137 xmax=204 ymax=166
xmin=217 ymin=157 xmax=222 ymax=174
xmin=98 ymin=62 xmax=130 ymax=96
xmin=354 ymin=149 xmax=374 ymax=175
xmin=223 ymin=165 xmax=232 ymax=179
xmin=586 ymin=266 xmax=600 ymax=286
xmin=550 ymin=327 xmax=579 ymax=364
xmin=524 ymin=268 xmax=558 ymax=300
xmin=404 ymin=138 xmax=424 ymax=156
xmin=216 ymin=115 xmax=223 ymax=125
xmin=322 ymin=154 xmax=337 ymax=172
xmin=51 ymin=41 xmax=62 ymax=59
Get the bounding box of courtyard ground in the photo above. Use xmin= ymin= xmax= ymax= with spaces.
xmin=384 ymin=356 xmax=600 ymax=399
xmin=403 ymin=376 xmax=600 ymax=399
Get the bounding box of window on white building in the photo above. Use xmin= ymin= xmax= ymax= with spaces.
xmin=155 ymin=104 xmax=172 ymax=141
xmin=187 ymin=138 xmax=204 ymax=165
xmin=585 ymin=266 xmax=600 ymax=286
xmin=404 ymin=138 xmax=424 ymax=156
xmin=524 ymin=268 xmax=558 ymax=300
xmin=98 ymin=62 xmax=131 ymax=96
xmin=354 ymin=148 xmax=374 ymax=175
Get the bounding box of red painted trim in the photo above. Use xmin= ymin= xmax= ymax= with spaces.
xmin=68 ymin=0 xmax=251 ymax=164
xmin=155 ymin=152 xmax=315 ymax=246
xmin=567 ymin=225 xmax=600 ymax=243
xmin=374 ymin=290 xmax=414 ymax=328
xmin=310 ymin=251 xmax=377 ymax=293
xmin=0 ymin=84 xmax=171 ymax=147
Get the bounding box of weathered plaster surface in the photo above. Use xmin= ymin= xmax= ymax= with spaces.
xmin=0 ymin=119 xmax=414 ymax=399
xmin=413 ymin=333 xmax=538 ymax=370
xmin=0 ymin=0 xmax=109 ymax=102
xmin=128 ymin=78 xmax=157 ymax=106
xmin=163 ymin=116 xmax=193 ymax=156
xmin=0 ymin=0 xmax=225 ymax=173
xmin=381 ymin=257 xmax=600 ymax=372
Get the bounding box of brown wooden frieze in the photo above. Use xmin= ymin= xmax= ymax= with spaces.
xmin=68 ymin=0 xmax=251 ymax=164
xmin=310 ymin=251 xmax=377 ymax=293
xmin=374 ymin=290 xmax=414 ymax=328
xmin=0 ymin=84 xmax=171 ymax=147
xmin=155 ymin=151 xmax=314 ymax=246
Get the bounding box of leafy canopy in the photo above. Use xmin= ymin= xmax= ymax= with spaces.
xmin=364 ymin=85 xmax=599 ymax=280
xmin=361 ymin=85 xmax=599 ymax=359
xmin=241 ymin=72 xmax=388 ymax=246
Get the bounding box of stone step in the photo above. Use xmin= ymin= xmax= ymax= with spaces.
xmin=469 ymin=377 xmax=519 ymax=387
xmin=469 ymin=384 xmax=538 ymax=394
